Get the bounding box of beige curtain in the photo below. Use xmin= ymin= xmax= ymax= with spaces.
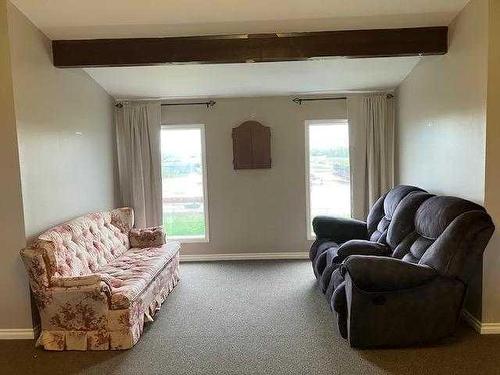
xmin=347 ymin=95 xmax=395 ymax=220
xmin=115 ymin=103 xmax=162 ymax=228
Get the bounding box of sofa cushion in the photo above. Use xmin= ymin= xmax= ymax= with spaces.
xmin=312 ymin=242 xmax=339 ymax=278
xmin=129 ymin=226 xmax=166 ymax=248
xmin=98 ymin=241 xmax=181 ymax=309
xmin=368 ymin=185 xmax=426 ymax=243
xmin=415 ymin=196 xmax=485 ymax=240
xmin=38 ymin=208 xmax=133 ymax=279
xmin=331 ymin=281 xmax=348 ymax=339
xmin=385 ymin=192 xmax=433 ymax=250
xmin=390 ymin=197 xmax=490 ymax=267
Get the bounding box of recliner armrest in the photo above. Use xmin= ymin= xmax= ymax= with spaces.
xmin=313 ymin=216 xmax=368 ymax=243
xmin=341 ymin=255 xmax=438 ymax=292
xmin=334 ymin=240 xmax=390 ymax=264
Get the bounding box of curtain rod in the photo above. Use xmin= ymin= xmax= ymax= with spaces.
xmin=115 ymin=100 xmax=216 ymax=109
xmin=292 ymin=94 xmax=394 ymax=105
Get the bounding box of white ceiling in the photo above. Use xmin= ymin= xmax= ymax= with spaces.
xmin=85 ymin=57 xmax=421 ymax=100
xmin=11 ymin=1 xmax=458 ymax=99
xmin=11 ymin=0 xmax=469 ymax=39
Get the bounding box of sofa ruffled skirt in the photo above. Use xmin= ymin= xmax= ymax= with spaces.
xmin=36 ymin=253 xmax=180 ymax=351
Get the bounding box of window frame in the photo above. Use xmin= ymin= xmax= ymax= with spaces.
xmin=304 ymin=119 xmax=350 ymax=241
xmin=160 ymin=124 xmax=210 ymax=243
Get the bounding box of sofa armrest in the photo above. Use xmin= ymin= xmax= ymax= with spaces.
xmin=38 ymin=282 xmax=111 ymax=343
xmin=50 ymin=274 xmax=104 ymax=288
xmin=315 ymin=240 xmax=390 ymax=287
xmin=50 ymin=280 xmax=110 ymax=295
xmin=333 ymin=240 xmax=390 ymax=264
xmin=341 ymin=272 xmax=465 ymax=348
xmin=341 ymin=255 xmax=438 ymax=292
xmin=312 ymin=216 xmax=368 ymax=243
xmin=129 ymin=226 xmax=166 ymax=248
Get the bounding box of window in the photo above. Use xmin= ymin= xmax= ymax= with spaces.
xmin=305 ymin=120 xmax=350 ymax=239
xmin=161 ymin=125 xmax=209 ymax=242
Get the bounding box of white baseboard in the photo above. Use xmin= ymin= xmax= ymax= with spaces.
xmin=462 ymin=310 xmax=482 ymax=333
xmin=180 ymin=252 xmax=309 ymax=262
xmin=462 ymin=310 xmax=500 ymax=334
xmin=0 ymin=329 xmax=34 ymax=340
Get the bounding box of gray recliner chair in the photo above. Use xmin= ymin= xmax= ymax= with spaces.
xmin=331 ymin=195 xmax=494 ymax=348
xmin=323 ymin=189 xmax=432 ymax=301
xmin=310 ymin=185 xmax=426 ymax=290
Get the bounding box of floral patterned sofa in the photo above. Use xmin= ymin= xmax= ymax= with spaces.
xmin=20 ymin=207 xmax=180 ymax=351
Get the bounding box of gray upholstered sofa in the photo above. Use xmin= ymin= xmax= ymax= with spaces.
xmin=310 ymin=185 xmax=494 ymax=348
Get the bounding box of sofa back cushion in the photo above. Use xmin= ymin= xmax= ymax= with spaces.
xmin=38 ymin=208 xmax=134 ymax=279
xmin=392 ymin=196 xmax=494 ymax=281
xmin=367 ymin=185 xmax=426 ymax=243
xmin=385 ymin=191 xmax=433 ymax=250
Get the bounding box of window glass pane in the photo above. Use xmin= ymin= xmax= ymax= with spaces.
xmin=308 ymin=122 xmax=351 ymax=232
xmin=161 ymin=127 xmax=207 ymax=239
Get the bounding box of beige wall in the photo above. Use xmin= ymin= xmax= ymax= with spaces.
xmin=396 ymin=0 xmax=488 ymax=204
xmin=8 ymin=3 xmax=117 ymax=240
xmin=0 ymin=0 xmax=31 ymax=330
xmin=396 ymin=0 xmax=489 ymax=319
xmin=2 ymin=4 xmax=117 ymax=329
xmin=162 ymin=97 xmax=347 ymax=255
xmin=483 ymin=0 xmax=500 ymax=324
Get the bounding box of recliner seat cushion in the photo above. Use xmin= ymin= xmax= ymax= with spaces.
xmin=98 ymin=241 xmax=180 ymax=309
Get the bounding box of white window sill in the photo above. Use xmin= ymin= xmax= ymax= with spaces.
xmin=168 ymin=236 xmax=209 ymax=244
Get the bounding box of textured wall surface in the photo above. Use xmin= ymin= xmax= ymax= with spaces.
xmin=396 ymin=0 xmax=488 ymax=204
xmin=3 ymin=3 xmax=117 ymax=329
xmin=483 ymin=0 xmax=500 ymax=324
xmin=162 ymin=97 xmax=347 ymax=256
xmin=0 ymin=0 xmax=30 ymax=330
xmin=396 ymin=0 xmax=489 ymax=319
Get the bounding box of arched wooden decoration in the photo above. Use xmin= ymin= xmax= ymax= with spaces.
xmin=232 ymin=121 xmax=271 ymax=169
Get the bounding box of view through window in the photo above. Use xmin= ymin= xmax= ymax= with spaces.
xmin=161 ymin=125 xmax=208 ymax=241
xmin=306 ymin=120 xmax=351 ymax=237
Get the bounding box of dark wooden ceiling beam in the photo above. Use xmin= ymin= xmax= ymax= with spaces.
xmin=52 ymin=27 xmax=448 ymax=68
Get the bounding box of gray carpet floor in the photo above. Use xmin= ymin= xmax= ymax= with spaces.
xmin=1 ymin=260 xmax=500 ymax=374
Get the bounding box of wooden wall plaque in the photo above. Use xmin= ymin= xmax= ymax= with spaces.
xmin=232 ymin=121 xmax=271 ymax=169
